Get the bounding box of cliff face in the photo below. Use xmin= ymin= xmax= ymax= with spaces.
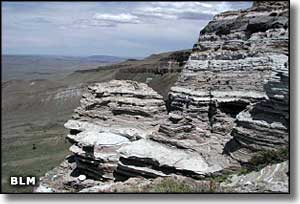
xmin=152 ymin=0 xmax=289 ymax=164
xmin=35 ymin=1 xmax=289 ymax=193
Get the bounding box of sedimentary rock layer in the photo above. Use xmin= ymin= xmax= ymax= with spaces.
xmin=64 ymin=80 xmax=167 ymax=180
xmin=226 ymin=1 xmax=289 ymax=162
xmin=150 ymin=1 xmax=289 ymax=166
xmin=117 ymin=139 xmax=222 ymax=179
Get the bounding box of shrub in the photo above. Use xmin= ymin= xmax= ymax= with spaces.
xmin=241 ymin=147 xmax=289 ymax=174
xmin=150 ymin=178 xmax=194 ymax=193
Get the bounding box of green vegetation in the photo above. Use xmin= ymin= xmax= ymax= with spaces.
xmin=150 ymin=178 xmax=194 ymax=193
xmin=1 ymin=122 xmax=70 ymax=193
xmin=147 ymin=177 xmax=222 ymax=193
xmin=239 ymin=147 xmax=289 ymax=175
xmin=210 ymin=174 xmax=230 ymax=183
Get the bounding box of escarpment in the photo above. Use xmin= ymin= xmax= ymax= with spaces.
xmin=35 ymin=1 xmax=289 ymax=193
xmin=151 ymin=0 xmax=289 ymax=165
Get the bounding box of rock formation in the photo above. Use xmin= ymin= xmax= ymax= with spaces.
xmin=35 ymin=160 xmax=289 ymax=193
xmin=78 ymin=161 xmax=289 ymax=193
xmin=152 ymin=0 xmax=289 ymax=164
xmin=223 ymin=1 xmax=289 ymax=162
xmin=117 ymin=139 xmax=222 ymax=179
xmin=35 ymin=1 xmax=289 ymax=193
xmin=65 ymin=80 xmax=167 ymax=181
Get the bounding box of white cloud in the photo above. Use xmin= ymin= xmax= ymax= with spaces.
xmin=69 ymin=2 xmax=231 ymax=28
xmin=133 ymin=2 xmax=222 ymax=21
xmin=73 ymin=13 xmax=141 ymax=28
xmin=71 ymin=19 xmax=115 ymax=28
xmin=195 ymin=2 xmax=213 ymax=8
xmin=93 ymin=13 xmax=140 ymax=24
xmin=68 ymin=2 xmax=251 ymax=28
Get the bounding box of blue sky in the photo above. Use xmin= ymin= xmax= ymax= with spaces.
xmin=2 ymin=1 xmax=252 ymax=57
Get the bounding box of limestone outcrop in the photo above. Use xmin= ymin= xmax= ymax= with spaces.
xmin=117 ymin=139 xmax=222 ymax=179
xmin=64 ymin=80 xmax=167 ymax=181
xmin=35 ymin=1 xmax=289 ymax=193
xmin=151 ymin=0 xmax=289 ymax=165
xmin=35 ymin=161 xmax=288 ymax=193
xmin=78 ymin=161 xmax=289 ymax=193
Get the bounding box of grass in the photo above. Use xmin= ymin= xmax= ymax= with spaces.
xmin=210 ymin=174 xmax=230 ymax=183
xmin=150 ymin=178 xmax=194 ymax=193
xmin=1 ymin=121 xmax=70 ymax=193
xmin=147 ymin=177 xmax=223 ymax=193
xmin=238 ymin=147 xmax=289 ymax=175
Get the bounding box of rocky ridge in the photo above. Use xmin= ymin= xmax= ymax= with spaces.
xmin=35 ymin=1 xmax=289 ymax=193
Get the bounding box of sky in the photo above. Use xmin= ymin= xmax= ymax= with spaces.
xmin=2 ymin=1 xmax=252 ymax=58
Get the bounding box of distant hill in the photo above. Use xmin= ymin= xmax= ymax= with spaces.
xmin=1 ymin=54 xmax=127 ymax=81
xmin=85 ymin=55 xmax=127 ymax=63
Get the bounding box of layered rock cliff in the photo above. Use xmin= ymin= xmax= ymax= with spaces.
xmin=153 ymin=0 xmax=289 ymax=164
xmin=35 ymin=1 xmax=289 ymax=193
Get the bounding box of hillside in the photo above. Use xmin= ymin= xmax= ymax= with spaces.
xmin=64 ymin=49 xmax=191 ymax=98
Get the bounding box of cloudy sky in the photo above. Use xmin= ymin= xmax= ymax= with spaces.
xmin=2 ymin=1 xmax=252 ymax=57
